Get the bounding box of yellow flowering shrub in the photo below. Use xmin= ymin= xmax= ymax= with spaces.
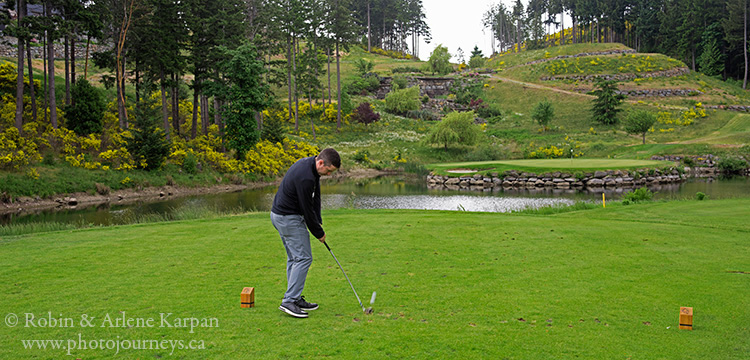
xmin=99 ymin=147 xmax=135 ymax=170
xmin=26 ymin=167 xmax=39 ymax=179
xmin=245 ymin=139 xmax=318 ymax=175
xmin=0 ymin=127 xmax=41 ymax=169
xmin=529 ymin=145 xmax=565 ymax=159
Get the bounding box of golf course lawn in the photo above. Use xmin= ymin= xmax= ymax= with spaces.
xmin=1 ymin=199 xmax=749 ymax=358
xmin=427 ymin=158 xmax=673 ymax=175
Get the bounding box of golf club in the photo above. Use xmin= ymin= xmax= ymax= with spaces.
xmin=323 ymin=241 xmax=374 ymax=314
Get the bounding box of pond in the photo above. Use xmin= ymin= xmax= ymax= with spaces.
xmin=2 ymin=175 xmax=749 ymax=227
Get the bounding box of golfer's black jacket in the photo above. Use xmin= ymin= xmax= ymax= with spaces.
xmin=271 ymin=156 xmax=324 ymax=239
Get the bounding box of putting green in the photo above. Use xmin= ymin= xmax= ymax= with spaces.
xmin=428 ymin=158 xmax=673 ymax=175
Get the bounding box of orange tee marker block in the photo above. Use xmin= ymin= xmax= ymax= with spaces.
xmin=679 ymin=307 xmax=693 ymax=330
xmin=241 ymin=287 xmax=255 ymax=308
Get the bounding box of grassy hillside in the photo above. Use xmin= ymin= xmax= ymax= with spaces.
xmin=1 ymin=199 xmax=748 ymax=358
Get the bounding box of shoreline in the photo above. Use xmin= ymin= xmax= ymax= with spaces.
xmin=0 ymin=168 xmax=397 ymax=217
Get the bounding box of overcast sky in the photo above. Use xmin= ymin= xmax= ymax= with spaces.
xmin=417 ymin=0 xmax=568 ymax=61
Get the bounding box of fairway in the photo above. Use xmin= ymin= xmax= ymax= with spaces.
xmin=428 ymin=158 xmax=673 ymax=175
xmin=1 ymin=199 xmax=748 ymax=358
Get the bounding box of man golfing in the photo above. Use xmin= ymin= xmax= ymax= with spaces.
xmin=271 ymin=148 xmax=340 ymax=318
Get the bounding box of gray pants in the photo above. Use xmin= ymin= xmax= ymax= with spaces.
xmin=270 ymin=212 xmax=312 ymax=304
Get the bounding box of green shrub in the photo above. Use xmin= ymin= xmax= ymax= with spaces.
xmin=468 ymin=55 xmax=485 ymax=69
xmin=183 ymin=153 xmax=198 ymax=174
xmin=405 ymin=109 xmax=440 ymax=121
xmin=385 ymin=86 xmax=421 ymax=115
xmin=352 ymin=149 xmax=371 ymax=164
xmin=354 ymin=58 xmax=375 ymax=75
xmin=346 ymin=75 xmax=381 ymax=95
xmin=421 ymin=95 xmax=430 ymax=104
xmin=531 ymin=99 xmax=554 ymax=129
xmin=695 ymin=192 xmax=707 ymax=201
xmin=622 ymin=187 xmax=653 ymax=203
xmin=450 ymin=78 xmax=483 ymax=105
xmin=717 ymin=157 xmax=748 ymax=175
xmin=391 ymin=66 xmax=422 ymax=74
xmin=42 ymin=153 xmax=56 ymax=166
xmin=424 ymin=111 xmax=480 ymax=149
xmin=261 ymin=113 xmax=285 ymax=144
xmin=428 ymin=44 xmax=453 ymax=75
xmin=681 ymin=157 xmax=696 ymax=167
xmin=392 ymin=75 xmax=408 ymax=90
xmin=476 ymin=102 xmax=503 ymax=119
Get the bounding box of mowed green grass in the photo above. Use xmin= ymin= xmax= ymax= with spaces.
xmin=1 ymin=199 xmax=749 ymax=358
xmin=427 ymin=158 xmax=672 ymax=175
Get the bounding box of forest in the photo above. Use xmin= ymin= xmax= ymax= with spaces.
xmin=483 ymin=0 xmax=748 ymax=87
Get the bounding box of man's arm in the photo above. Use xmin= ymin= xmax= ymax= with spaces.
xmin=296 ymin=178 xmax=325 ymax=239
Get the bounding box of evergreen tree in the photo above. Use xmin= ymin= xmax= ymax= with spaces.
xmin=590 ymin=79 xmax=625 ymax=125
xmin=697 ymin=39 xmax=725 ymax=77
xmin=531 ymin=99 xmax=554 ymax=130
xmin=261 ymin=112 xmax=286 ymax=144
xmin=220 ymin=43 xmax=272 ymax=159
xmin=126 ymin=93 xmax=171 ymax=171
xmin=470 ymin=45 xmax=483 ymax=58
xmin=65 ymin=79 xmax=106 ymax=135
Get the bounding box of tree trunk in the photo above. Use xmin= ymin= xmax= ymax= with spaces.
xmin=201 ymin=94 xmax=208 ymax=135
xmin=336 ymin=41 xmax=342 ymax=130
xmin=745 ymin=0 xmax=748 ymax=89
xmin=191 ymin=91 xmax=198 ymax=139
xmin=64 ymin=35 xmax=70 ymax=105
xmin=160 ymin=68 xmax=171 ymax=141
xmin=27 ymin=40 xmax=36 ymax=122
xmin=642 ymin=133 xmax=645 ymax=144
xmin=71 ymin=36 xmax=75 ymax=85
xmin=572 ymin=15 xmax=577 ymax=44
xmin=43 ymin=29 xmax=48 ymax=124
xmin=172 ymin=72 xmax=179 ymax=136
xmin=46 ymin=1 xmax=58 ymax=129
xmin=134 ymin=63 xmax=139 ymax=103
xmin=367 ymin=1 xmax=371 ymax=52
xmin=214 ymin=98 xmax=225 ymax=151
xmin=292 ymin=36 xmax=299 ymax=133
xmin=15 ymin=0 xmax=25 ymax=134
xmin=84 ymin=35 xmax=90 ymax=79
xmin=286 ymin=36 xmax=293 ymax=123
xmin=560 ymin=12 xmax=564 ymax=45
xmin=327 ymin=47 xmax=332 ymax=104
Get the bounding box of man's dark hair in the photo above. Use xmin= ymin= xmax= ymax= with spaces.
xmin=318 ymin=148 xmax=341 ymax=168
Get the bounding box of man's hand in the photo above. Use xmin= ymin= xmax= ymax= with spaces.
xmin=318 ymin=234 xmax=326 ymax=243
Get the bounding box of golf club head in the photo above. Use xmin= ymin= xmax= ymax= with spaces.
xmin=364 ymin=307 xmax=374 ymax=314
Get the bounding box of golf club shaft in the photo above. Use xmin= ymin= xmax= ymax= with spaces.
xmin=324 ymin=242 xmax=365 ymax=310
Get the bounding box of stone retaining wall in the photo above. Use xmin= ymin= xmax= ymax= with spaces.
xmin=541 ymin=67 xmax=690 ymax=82
xmin=703 ymin=105 xmax=750 ymax=112
xmin=427 ymin=168 xmax=687 ymax=191
xmin=0 ymin=36 xmax=110 ymax=60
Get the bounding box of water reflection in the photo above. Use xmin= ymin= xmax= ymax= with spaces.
xmin=323 ymin=194 xmax=575 ymax=212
